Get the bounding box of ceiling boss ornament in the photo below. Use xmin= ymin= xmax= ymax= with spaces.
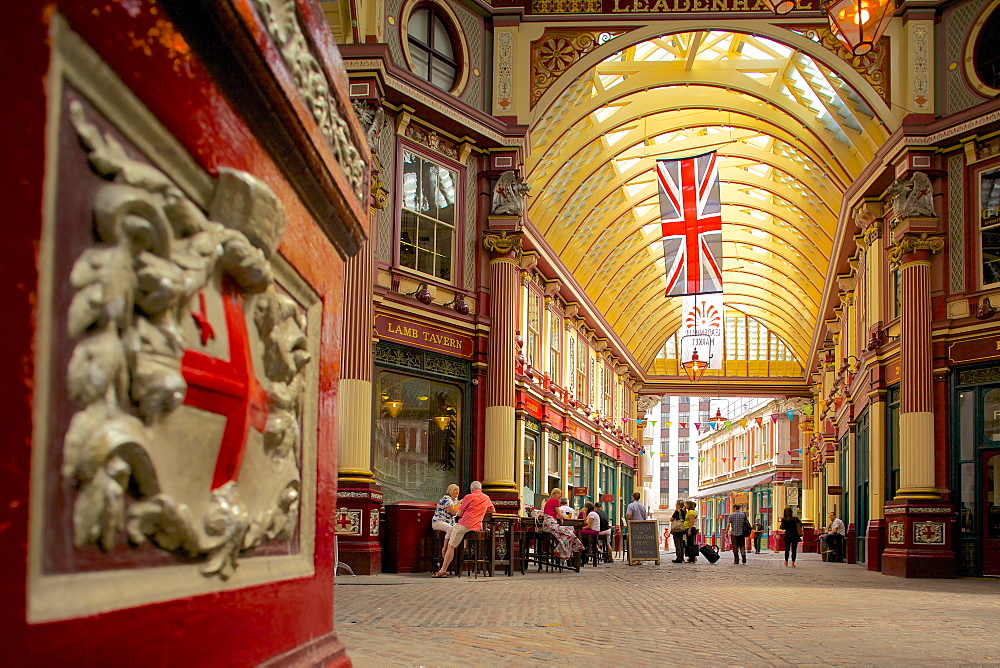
xmin=63 ymin=102 xmax=310 ymax=579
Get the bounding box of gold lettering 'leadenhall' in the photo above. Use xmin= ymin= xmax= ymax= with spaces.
xmin=610 ymin=0 xmax=808 ymax=11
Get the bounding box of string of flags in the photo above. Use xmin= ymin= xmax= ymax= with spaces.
xmin=651 ymin=406 xmax=815 ymax=432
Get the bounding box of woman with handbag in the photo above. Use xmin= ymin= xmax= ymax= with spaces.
xmin=669 ymin=499 xmax=687 ymax=563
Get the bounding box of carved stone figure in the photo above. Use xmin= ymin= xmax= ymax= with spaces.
xmin=63 ymin=101 xmax=310 ymax=579
xmin=887 ymin=171 xmax=936 ymax=220
xmin=635 ymin=395 xmax=662 ymax=416
xmin=491 ymin=171 xmax=530 ymax=217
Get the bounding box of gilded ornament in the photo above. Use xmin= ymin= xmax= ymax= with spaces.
xmin=530 ymin=29 xmax=626 ymax=107
xmin=887 ymin=233 xmax=945 ymax=267
xmin=483 ymin=230 xmax=523 ymax=256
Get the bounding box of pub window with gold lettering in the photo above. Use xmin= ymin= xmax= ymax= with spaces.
xmin=400 ymin=150 xmax=458 ymax=282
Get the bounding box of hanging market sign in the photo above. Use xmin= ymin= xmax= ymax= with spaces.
xmin=374 ymin=314 xmax=475 ymax=358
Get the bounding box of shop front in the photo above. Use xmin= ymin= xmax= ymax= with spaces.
xmin=954 ymin=365 xmax=1000 ymax=577
xmin=371 ymin=338 xmax=473 ymax=572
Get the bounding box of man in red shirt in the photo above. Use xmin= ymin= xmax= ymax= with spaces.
xmin=432 ymin=481 xmax=495 ymax=578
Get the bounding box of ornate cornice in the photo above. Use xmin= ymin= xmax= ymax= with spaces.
xmin=483 ymin=230 xmax=522 ymax=258
xmin=887 ymin=233 xmax=944 ymax=267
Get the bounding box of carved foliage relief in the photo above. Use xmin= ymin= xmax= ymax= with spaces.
xmin=47 ymin=92 xmax=312 ymax=580
xmin=531 ymin=29 xmax=628 ymax=108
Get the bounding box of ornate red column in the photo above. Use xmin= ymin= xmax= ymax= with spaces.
xmin=882 ymin=233 xmax=955 ymax=578
xmin=334 ymin=102 xmax=387 ymax=575
xmin=481 ymin=227 xmax=522 ymax=512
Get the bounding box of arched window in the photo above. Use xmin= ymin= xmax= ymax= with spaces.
xmin=974 ymin=5 xmax=1000 ymax=92
xmin=406 ymin=7 xmax=458 ymax=91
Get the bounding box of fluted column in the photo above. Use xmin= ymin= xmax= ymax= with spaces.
xmin=890 ymin=233 xmax=944 ymax=499
xmin=337 ymin=233 xmax=376 ymax=484
xmin=482 ymin=230 xmax=521 ymax=496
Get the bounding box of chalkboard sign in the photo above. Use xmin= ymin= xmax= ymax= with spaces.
xmin=627 ymin=520 xmax=660 ymax=565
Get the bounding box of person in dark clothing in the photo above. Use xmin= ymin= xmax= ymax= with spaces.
xmin=780 ymin=506 xmax=802 ymax=567
xmin=752 ymin=517 xmax=765 ymax=554
xmin=669 ymin=499 xmax=687 ymax=563
xmin=593 ymin=501 xmax=612 ymax=562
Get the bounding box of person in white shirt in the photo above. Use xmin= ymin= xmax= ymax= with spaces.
xmin=557 ymin=498 xmax=574 ymax=519
xmin=819 ymin=512 xmax=847 ymax=562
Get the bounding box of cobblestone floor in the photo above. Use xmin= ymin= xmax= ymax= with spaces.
xmin=334 ymin=549 xmax=1000 ymax=667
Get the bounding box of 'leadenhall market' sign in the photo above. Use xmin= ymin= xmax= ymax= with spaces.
xmin=374 ymin=314 xmax=475 ymax=358
xmin=520 ymin=0 xmax=819 ymax=13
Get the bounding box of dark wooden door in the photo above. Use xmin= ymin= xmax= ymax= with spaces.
xmin=983 ymin=450 xmax=1000 ymax=576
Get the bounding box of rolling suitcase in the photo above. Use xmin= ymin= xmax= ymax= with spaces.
xmin=699 ymin=545 xmax=720 ymax=563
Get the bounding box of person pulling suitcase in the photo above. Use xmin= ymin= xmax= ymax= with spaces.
xmin=683 ymin=500 xmax=699 ymax=563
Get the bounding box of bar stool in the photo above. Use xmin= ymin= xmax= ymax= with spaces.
xmin=598 ymin=533 xmax=614 ymax=563
xmin=456 ymin=531 xmax=490 ymax=578
xmin=581 ymin=534 xmax=601 ymax=567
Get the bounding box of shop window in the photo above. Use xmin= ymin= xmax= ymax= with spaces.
xmin=523 ymin=431 xmax=538 ymax=501
xmin=886 ymin=385 xmax=900 ymax=501
xmin=575 ymin=336 xmax=587 ymax=403
xmin=980 ymin=167 xmax=1000 ymax=287
xmin=406 ymin=6 xmax=459 ymax=91
xmin=400 ymin=150 xmax=456 ymax=282
xmin=548 ymin=310 xmax=562 ymax=385
xmin=525 ymin=289 xmax=541 ymax=367
xmin=373 ymin=370 xmax=462 ymax=505
xmin=546 ymin=435 xmax=561 ymax=492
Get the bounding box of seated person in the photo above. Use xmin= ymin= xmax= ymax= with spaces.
xmin=581 ymin=502 xmax=600 ymax=535
xmin=818 ymin=512 xmax=846 ymax=561
xmin=557 ymin=498 xmax=574 ymax=520
xmin=431 ymin=484 xmax=461 ymax=560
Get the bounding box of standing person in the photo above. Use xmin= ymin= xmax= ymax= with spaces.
xmin=684 ymin=500 xmax=699 ymax=563
xmin=726 ymin=503 xmax=751 ymax=564
xmin=431 ymin=484 xmax=460 ymax=562
xmin=538 ymin=488 xmax=584 ymax=562
xmin=625 ymin=492 xmax=647 ymax=521
xmin=432 ymin=481 xmax=495 ymax=578
xmin=670 ymin=499 xmax=687 ymax=563
xmin=779 ymin=506 xmax=802 ymax=568
xmin=752 ymin=517 xmax=765 ymax=554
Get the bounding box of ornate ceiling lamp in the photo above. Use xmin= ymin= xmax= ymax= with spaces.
xmin=432 ymin=415 xmax=453 ymax=431
xmin=680 ymin=347 xmax=709 ymax=382
xmin=824 ymin=0 xmax=896 ymax=55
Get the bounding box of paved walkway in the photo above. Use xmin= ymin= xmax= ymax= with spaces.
xmin=334 ymin=549 xmax=1000 ymax=667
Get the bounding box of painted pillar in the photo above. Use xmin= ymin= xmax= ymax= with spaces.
xmin=482 ymin=228 xmax=522 ymax=512
xmin=893 ymin=235 xmax=943 ymax=499
xmin=336 ymin=230 xmax=383 ymax=574
xmin=883 ymin=233 xmax=955 ymax=578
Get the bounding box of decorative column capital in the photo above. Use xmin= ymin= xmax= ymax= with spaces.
xmin=887 ymin=233 xmax=944 ymax=268
xmin=483 ymin=230 xmax=522 ymax=260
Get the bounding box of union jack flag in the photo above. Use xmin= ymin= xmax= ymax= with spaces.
xmin=657 ymin=151 xmax=723 ymax=296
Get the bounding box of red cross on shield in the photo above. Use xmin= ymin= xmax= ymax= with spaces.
xmin=181 ymin=282 xmax=269 ymax=491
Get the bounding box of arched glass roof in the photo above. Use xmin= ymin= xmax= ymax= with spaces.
xmin=526 ymin=30 xmax=890 ymax=375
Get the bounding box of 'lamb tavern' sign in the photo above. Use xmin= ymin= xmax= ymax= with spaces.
xmin=374 ymin=314 xmax=475 ymax=358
